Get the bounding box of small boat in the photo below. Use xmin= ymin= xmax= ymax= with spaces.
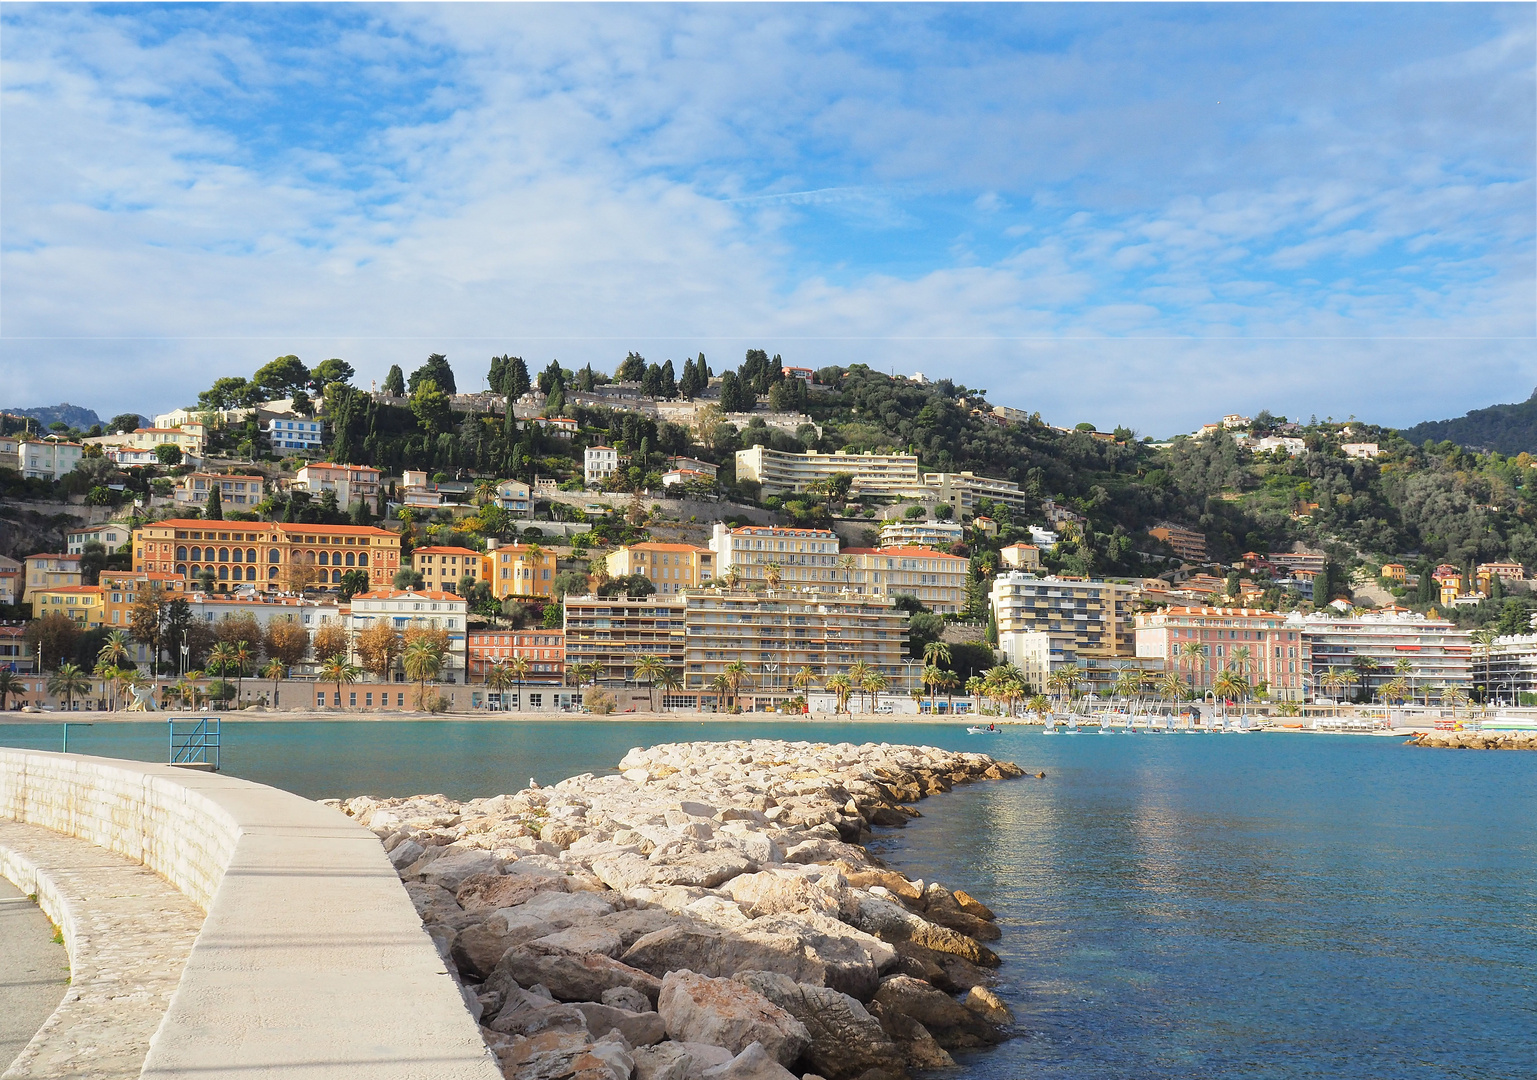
xmin=966 ymin=724 xmax=1002 ymax=735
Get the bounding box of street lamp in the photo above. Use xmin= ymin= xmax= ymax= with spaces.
xmin=62 ymin=722 xmax=93 ymax=753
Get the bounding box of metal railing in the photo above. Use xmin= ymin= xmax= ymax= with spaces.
xmin=169 ymin=716 xmax=221 ymax=770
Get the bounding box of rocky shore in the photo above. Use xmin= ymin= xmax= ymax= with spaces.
xmin=337 ymin=740 xmax=1029 ymax=1080
xmin=1407 ymin=729 xmax=1537 ymax=750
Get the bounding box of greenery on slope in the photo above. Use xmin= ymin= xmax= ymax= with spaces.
xmin=1396 ymin=389 xmax=1537 ymax=455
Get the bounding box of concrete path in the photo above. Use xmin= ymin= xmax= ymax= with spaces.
xmin=0 ymin=879 xmax=67 ymax=1074
xmin=0 ymin=820 xmax=204 ymax=1080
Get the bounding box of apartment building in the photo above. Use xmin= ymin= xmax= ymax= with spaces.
xmin=487 ymin=543 xmax=558 ymax=600
xmin=842 ymin=547 xmax=968 ymax=614
xmin=65 ymin=522 xmax=132 ymax=555
xmin=710 ymin=523 xmax=842 ymax=589
xmin=294 ymin=463 xmax=379 ymax=504
xmin=878 ymin=520 xmax=964 ymax=550
xmin=100 ymin=571 xmax=186 ymax=645
xmin=921 ymin=471 xmax=1030 ymax=514
xmin=132 ymin=520 xmax=401 ymax=592
xmin=85 ymin=425 xmax=205 ymax=456
xmin=467 ymin=629 xmax=565 ymax=687
xmin=186 ymin=593 xmax=341 ymax=676
xmin=990 ymin=572 xmax=1139 ymax=668
xmin=563 ymin=595 xmax=686 ymax=687
xmin=261 ymin=414 xmax=324 ymax=452
xmin=0 ymin=433 xmax=19 ymax=471
xmin=1270 ymin=551 xmax=1327 ymax=576
xmin=678 ymin=591 xmax=908 ymax=709
xmin=1149 ymin=523 xmax=1208 ymax=563
xmin=667 ymin=456 xmax=718 ymax=479
xmin=0 ymin=555 xmax=19 ymax=606
xmin=23 ymin=554 xmax=82 ymax=607
xmin=32 ymin=583 xmax=104 ymax=628
xmin=413 ymin=546 xmax=486 ymax=594
xmin=603 ymin=543 xmax=713 ymax=595
xmin=735 ymin=446 xmax=921 ymax=497
xmin=172 ymin=472 xmax=267 ymax=510
xmin=1341 ymin=442 xmax=1382 ymax=459
xmin=1477 ymin=562 xmax=1527 ymax=590
xmin=348 ymin=589 xmax=469 ymax=684
xmin=1134 ymin=606 xmax=1307 ymax=701
xmin=1473 ymin=635 xmax=1537 ymax=703
xmin=494 ymin=479 xmax=534 ymax=516
xmin=18 ymin=439 xmax=84 ymax=481
xmin=584 ymin=446 xmax=619 ymax=487
xmin=0 ymin=625 xmax=34 ymax=676
xmin=1293 ymin=611 xmax=1470 ymax=698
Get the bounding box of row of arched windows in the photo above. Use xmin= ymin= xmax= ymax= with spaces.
xmin=171 ymin=546 xmax=369 ymax=568
xmin=174 ymin=565 xmax=351 ymax=584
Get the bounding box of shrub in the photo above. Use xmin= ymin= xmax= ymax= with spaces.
xmin=584 ymin=688 xmax=616 ymax=715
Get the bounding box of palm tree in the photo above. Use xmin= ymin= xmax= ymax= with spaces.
xmin=474 ymin=478 xmax=498 ymax=506
xmin=92 ymin=658 xmax=120 ymax=711
xmin=722 ymin=660 xmax=751 ymax=711
xmin=507 ymin=655 xmax=532 ymax=710
xmin=920 ymin=664 xmax=945 ymax=713
xmin=1114 ymin=666 xmax=1147 ymax=704
xmin=847 ymin=660 xmax=874 ymax=712
xmin=1046 ymin=664 xmax=1082 ymax=707
xmin=1441 ymin=685 xmax=1468 ymax=716
xmin=1470 ymin=628 xmax=1498 ymax=704
xmin=708 ymin=673 xmax=732 ymax=711
xmin=633 ymin=654 xmax=667 ymax=711
xmin=403 ymin=639 xmax=445 ymax=710
xmin=824 ymin=672 xmax=854 ymax=715
xmin=934 ymin=668 xmax=959 ymax=713
xmin=1177 ymin=639 xmax=1207 ymax=698
xmin=1157 ymin=670 xmax=1187 ymax=706
xmin=98 ymin=630 xmax=132 ymax=673
xmin=0 ymin=669 xmax=19 ymax=712
xmin=923 ymin=641 xmax=952 ymax=669
xmin=1381 ymin=676 xmax=1409 ymax=706
xmin=1393 ymin=657 xmax=1416 ymax=706
xmin=656 ymin=668 xmax=683 ymax=710
xmin=721 ymin=566 xmax=742 ymax=590
xmin=319 ymin=655 xmax=361 ymax=708
xmin=486 ymin=661 xmax=515 ymax=708
xmin=176 ymin=670 xmax=204 ymax=711
xmin=261 ymin=659 xmax=287 ymax=706
xmin=230 ymin=639 xmax=253 ymax=705
xmin=48 ymin=662 xmax=91 ymax=712
xmin=207 ymin=642 xmax=239 ymax=692
xmin=1213 ymin=667 xmax=1248 ymax=710
xmin=791 ymin=665 xmax=816 ymax=696
xmin=763 ymin=562 xmax=782 ymax=593
xmin=1229 ymin=645 xmax=1253 ymax=684
xmin=965 ymin=674 xmax=985 ymax=713
xmin=838 ymin=555 xmax=856 ymax=588
xmin=1027 ymin=693 xmax=1052 ymax=724
xmin=861 ymin=670 xmax=888 ymax=713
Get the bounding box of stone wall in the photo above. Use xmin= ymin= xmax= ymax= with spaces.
xmin=0 ymin=750 xmax=501 ymax=1080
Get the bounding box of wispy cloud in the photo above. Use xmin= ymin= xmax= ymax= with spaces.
xmin=0 ymin=3 xmax=1531 ymax=433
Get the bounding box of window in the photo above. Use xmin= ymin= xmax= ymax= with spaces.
xmin=317 ymin=692 xmax=326 ymax=706
xmin=398 ymin=693 xmax=405 ymax=706
xmin=349 ymin=692 xmax=357 ymax=706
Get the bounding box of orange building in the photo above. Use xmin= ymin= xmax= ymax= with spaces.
xmin=413 ymin=546 xmax=487 ymax=594
xmin=132 ymin=519 xmax=401 ymax=592
xmin=488 ymin=543 xmax=559 ymax=600
xmin=467 ymin=628 xmax=565 ymax=684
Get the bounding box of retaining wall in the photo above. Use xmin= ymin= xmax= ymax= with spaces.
xmin=0 ymin=750 xmax=501 ymax=1080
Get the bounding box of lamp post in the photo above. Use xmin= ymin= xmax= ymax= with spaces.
xmin=62 ymin=722 xmax=93 ymax=753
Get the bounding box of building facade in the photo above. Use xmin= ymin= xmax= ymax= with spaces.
xmin=494 ymin=479 xmax=534 ymax=516
xmin=65 ymin=522 xmax=132 ymax=555
xmin=1149 ymin=524 xmax=1209 ymax=563
xmin=18 ymin=439 xmax=83 ymax=481
xmin=1293 ymin=611 xmax=1470 ymax=699
xmin=488 ymin=543 xmax=558 ymax=600
xmin=709 ymin=523 xmax=842 ymax=589
xmin=294 ymin=463 xmax=379 ymax=504
xmin=348 ymin=589 xmax=469 ymax=684
xmin=261 ymin=414 xmax=324 ymax=452
xmin=585 ymin=446 xmax=619 ymax=486
xmin=1134 ymin=606 xmax=1307 ymax=701
xmin=841 ymin=547 xmax=968 ymax=614
xmin=603 ymin=543 xmax=714 ymax=596
xmin=413 ymin=546 xmax=486 ymax=594
xmin=132 ymin=520 xmax=401 ymax=593
xmin=31 ymin=585 xmax=104 ymax=627
xmin=467 ymin=629 xmax=566 ymax=687
xmin=172 ymin=472 xmax=267 ymax=510
xmin=563 ymin=595 xmax=687 ymax=687
xmin=23 ymin=554 xmax=82 ymax=607
xmin=878 ymin=520 xmax=965 ymax=550
xmin=735 ymin=446 xmax=921 ymax=497
xmin=991 ymin=572 xmax=1139 ymax=669
xmin=999 ymin=543 xmax=1042 ymax=571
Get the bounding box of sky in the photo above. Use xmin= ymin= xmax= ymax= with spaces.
xmin=1 ymin=2 xmax=1533 ymax=436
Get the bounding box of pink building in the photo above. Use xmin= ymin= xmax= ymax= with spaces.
xmin=1134 ymin=605 xmax=1307 ymax=701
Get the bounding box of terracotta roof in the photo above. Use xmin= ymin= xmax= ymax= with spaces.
xmin=354 ymin=589 xmax=467 ymax=601
xmin=843 ymin=547 xmax=964 ymax=559
xmin=413 ymin=546 xmax=484 ymax=556
xmin=622 ymin=542 xmax=708 ymax=552
xmin=24 ymin=554 xmax=78 ymax=561
xmin=34 ymin=585 xmax=102 ymax=595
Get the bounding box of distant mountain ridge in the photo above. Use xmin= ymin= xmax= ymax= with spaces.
xmin=1 ymin=403 xmax=104 ymax=430
xmin=1397 ymin=390 xmax=1537 ymax=455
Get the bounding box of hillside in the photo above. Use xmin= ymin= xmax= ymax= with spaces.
xmin=1 ymin=403 xmax=104 ymax=430
xmin=1397 ymin=390 xmax=1537 ymax=454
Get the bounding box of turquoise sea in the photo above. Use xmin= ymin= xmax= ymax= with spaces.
xmin=3 ymin=720 xmax=1533 ymax=1079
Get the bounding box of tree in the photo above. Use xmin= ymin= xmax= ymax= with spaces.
xmin=155 ymin=443 xmax=183 ymax=466
xmin=722 ymin=660 xmax=751 ymax=711
xmin=205 ymin=486 xmax=224 ymax=520
xmin=97 ymin=629 xmax=132 ymax=673
xmin=253 ymin=355 xmax=311 ymax=399
xmin=110 ymin=412 xmax=144 ymax=434
xmin=355 ymin=620 xmax=403 ymax=682
xmin=1177 ymin=639 xmax=1207 ymax=697
xmin=403 ymin=635 xmax=446 ymax=710
xmin=312 ymin=618 xmax=349 ymax=663
xmin=338 ymin=569 xmax=371 ymax=601
xmin=505 ymin=656 xmax=532 ymax=709
xmin=383 ymin=364 xmax=406 ymax=396
xmin=47 ymin=662 xmax=91 ymax=711
xmin=309 ymin=358 xmax=355 ymax=391
xmin=616 ymin=352 xmax=647 ymax=383
xmin=408 ymin=353 xmax=456 ymax=395
xmin=0 ymin=669 xmax=19 ymax=711
xmin=410 ymin=379 xmax=453 ymax=437
xmin=261 ymin=658 xmax=287 ymax=704
xmin=393 ymin=568 xmax=426 ymax=590
xmin=633 ymin=654 xmax=666 ymax=711
xmin=318 ymin=655 xmax=361 ymax=708
xmin=27 ymin=613 xmax=82 ymax=673
xmin=824 ymin=673 xmax=853 ymax=715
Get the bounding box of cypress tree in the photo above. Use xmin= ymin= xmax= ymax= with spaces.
xmin=205 ymin=486 xmax=224 ymax=521
xmin=383 ymin=364 xmax=406 ymax=396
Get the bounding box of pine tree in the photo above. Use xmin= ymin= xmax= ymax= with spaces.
xmin=408 ymin=353 xmax=456 ymax=395
xmin=383 ymin=365 xmax=406 ymax=396
xmin=641 ymin=364 xmax=663 ymax=399
xmin=205 ymin=486 xmax=224 ymax=521
xmin=616 ymin=352 xmax=647 ymax=383
xmin=679 ymin=357 xmax=699 ymax=399
xmin=507 ymin=356 xmax=531 ymax=399
xmin=660 ymin=359 xmax=677 ymax=399
xmin=578 ymin=364 xmax=596 ymax=392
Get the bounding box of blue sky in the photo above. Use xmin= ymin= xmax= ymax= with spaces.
xmin=1 ymin=3 xmax=1532 ymax=435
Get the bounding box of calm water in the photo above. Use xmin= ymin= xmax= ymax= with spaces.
xmin=3 ymin=720 xmax=1533 ymax=1079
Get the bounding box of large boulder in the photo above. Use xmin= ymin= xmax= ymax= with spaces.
xmin=632 ymin=1042 xmax=734 ymax=1080
xmin=519 ymin=890 xmax=617 ymax=925
xmin=487 ymin=1028 xmax=602 ymax=1080
xmin=963 ymin=986 xmax=1014 ymax=1026
xmin=403 ymin=881 xmax=464 ymax=923
xmin=871 ymin=975 xmax=1002 ymax=1050
xmin=731 ymin=970 xmax=906 ymax=1080
xmin=414 ymin=847 xmax=502 ymax=891
xmin=867 ymin=1004 xmax=954 ymax=1071
xmin=458 ymin=871 xmax=569 ymax=913
xmin=572 ymin=1001 xmax=668 ymax=1046
xmin=622 ymin=924 xmax=814 ymax=985
xmin=725 ymin=871 xmax=842 ymax=919
xmin=534 ymin=925 xmax=626 ymax=959
xmin=748 ymin=913 xmax=894 ymax=1001
xmin=657 ymin=970 xmax=811 ymax=1067
xmin=848 ymin=893 xmax=998 ymax=967
xmin=496 ymin=944 xmax=664 ymax=1004
xmin=648 ymin=851 xmax=757 ymax=889
xmin=452 ymin=911 xmax=557 ymax=979
xmin=701 ymin=1042 xmax=799 ymax=1080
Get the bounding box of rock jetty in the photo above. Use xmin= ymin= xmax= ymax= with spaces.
xmin=338 ymin=739 xmax=1028 ymax=1080
xmin=1407 ymin=729 xmax=1537 ymax=750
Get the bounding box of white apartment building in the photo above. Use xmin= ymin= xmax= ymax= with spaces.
xmin=66 ymin=522 xmax=132 ymax=555
xmin=842 ymin=547 xmax=969 ymax=614
xmin=294 ymin=463 xmax=379 ymax=504
xmin=997 ymin=630 xmax=1051 ymax=693
xmin=735 ymin=446 xmax=921 ymax=497
xmin=18 ymin=439 xmax=84 ymax=480
xmin=878 ymin=520 xmax=965 ymax=549
xmin=84 ymin=425 xmax=206 ymax=456
xmin=1292 ymin=610 xmax=1469 ymax=698
xmin=921 ymin=471 xmax=1030 ymax=514
xmin=349 ymin=589 xmax=469 ymax=684
xmin=990 ymin=571 xmax=1140 ymax=668
xmin=262 ymin=414 xmax=324 ymax=452
xmin=585 ymin=445 xmax=619 ymax=487
xmin=174 ymin=472 xmax=267 ymax=509
xmin=710 ymin=522 xmax=842 ymax=589
xmin=186 ymin=594 xmax=341 ymax=674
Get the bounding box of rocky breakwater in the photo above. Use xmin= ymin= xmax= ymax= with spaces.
xmin=1407 ymin=729 xmax=1537 ymax=750
xmin=338 ymin=740 xmax=1029 ymax=1080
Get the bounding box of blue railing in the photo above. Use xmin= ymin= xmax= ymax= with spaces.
xmin=168 ymin=716 xmax=221 ymax=770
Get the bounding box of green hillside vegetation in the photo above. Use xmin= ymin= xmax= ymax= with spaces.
xmin=1397 ymin=389 xmax=1537 ymax=455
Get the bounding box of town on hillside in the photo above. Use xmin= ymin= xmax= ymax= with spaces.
xmin=2 ymin=350 xmax=1535 ymax=715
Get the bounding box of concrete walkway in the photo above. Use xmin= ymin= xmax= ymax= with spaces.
xmin=0 ymin=879 xmax=66 ymax=1073
xmin=0 ymin=820 xmax=204 ymax=1080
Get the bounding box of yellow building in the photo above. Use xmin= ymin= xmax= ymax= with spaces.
xmin=841 ymin=546 xmax=969 ymax=614
xmin=413 ymin=546 xmax=487 ymax=594
xmin=100 ymin=570 xmax=187 ymax=630
xmin=489 ymin=543 xmax=558 ymax=600
xmin=132 ymin=519 xmax=401 ymax=593
xmin=23 ymin=554 xmax=82 ymax=607
xmin=604 ymin=542 xmax=713 ymax=596
xmin=32 ymin=584 xmax=104 ymax=627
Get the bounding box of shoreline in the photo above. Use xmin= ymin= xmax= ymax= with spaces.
xmin=339 ymin=738 xmax=1027 ymax=1080
xmin=0 ymin=709 xmax=1005 ymax=726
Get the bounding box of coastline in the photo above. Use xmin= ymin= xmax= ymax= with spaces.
xmin=0 ymin=709 xmax=1015 ymax=726
xmin=339 ymin=738 xmax=1028 ymax=1080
